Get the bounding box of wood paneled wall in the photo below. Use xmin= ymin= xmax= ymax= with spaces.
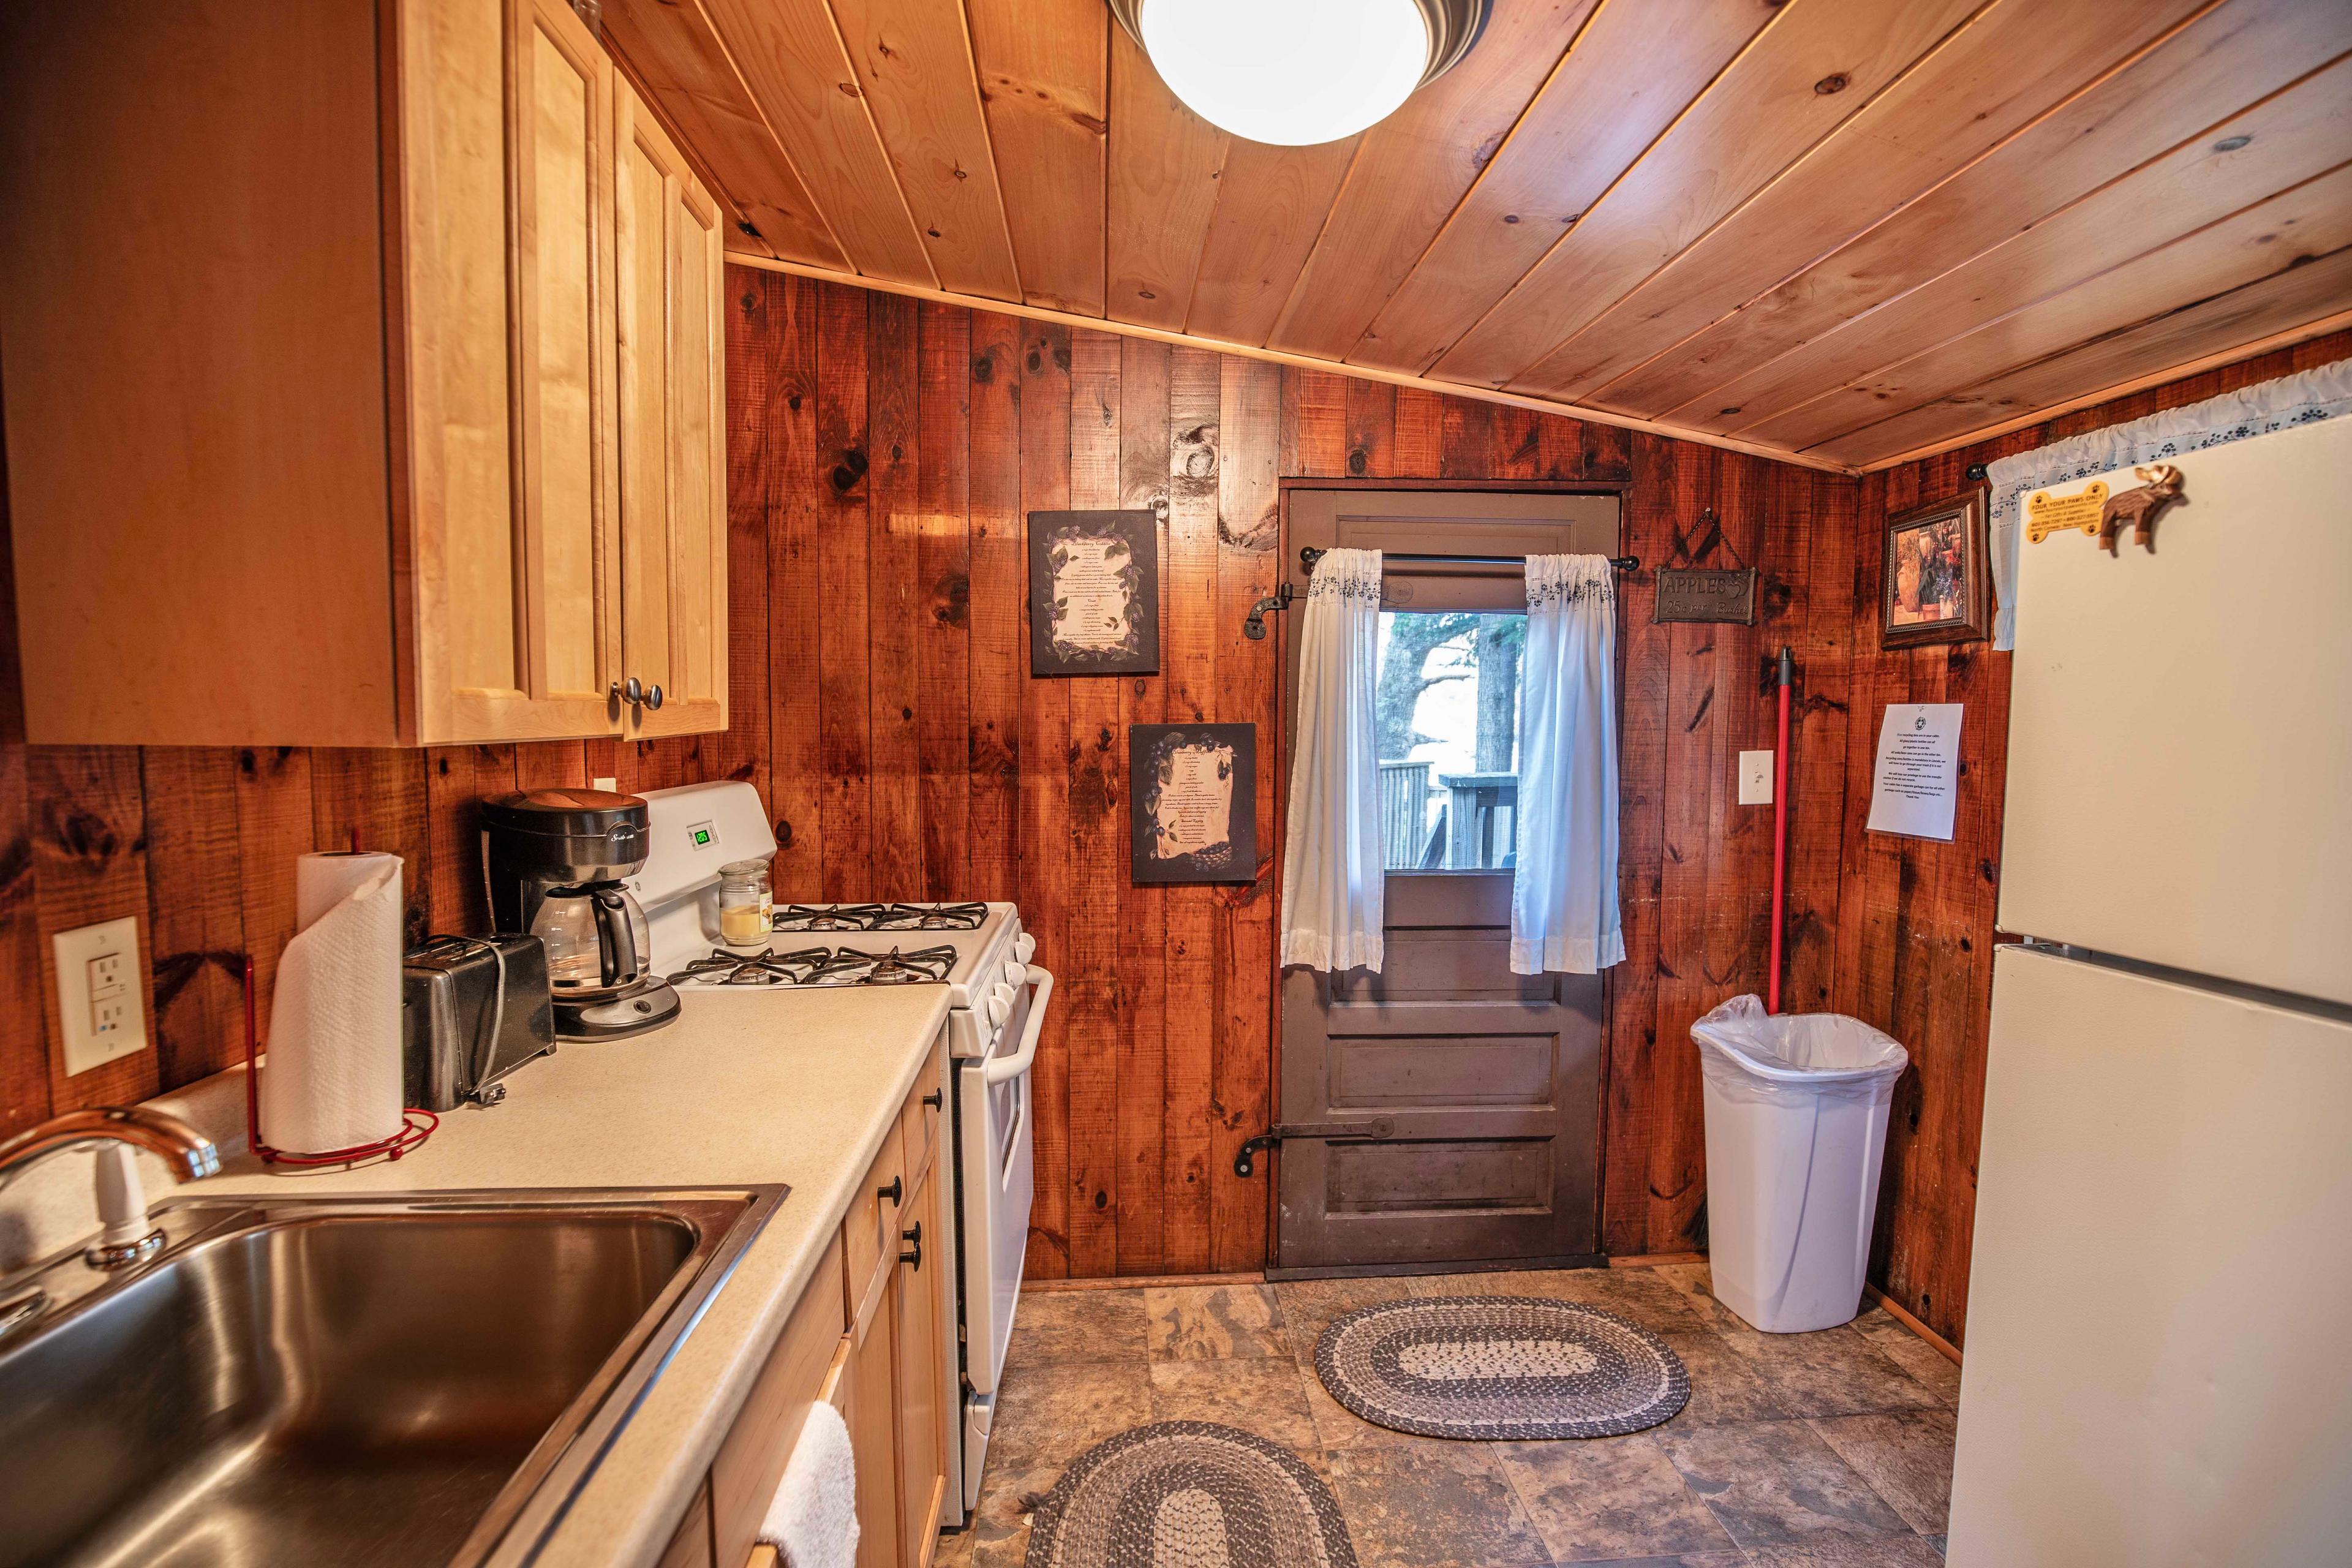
xmin=7 ymin=265 xmax=2332 ymax=1338
xmin=714 ymin=268 xmax=1860 ymax=1281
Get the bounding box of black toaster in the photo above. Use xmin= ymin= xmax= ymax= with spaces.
xmin=401 ymin=934 xmax=557 ymax=1110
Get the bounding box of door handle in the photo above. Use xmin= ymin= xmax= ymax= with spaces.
xmin=1233 ymin=1117 xmax=1397 ymax=1178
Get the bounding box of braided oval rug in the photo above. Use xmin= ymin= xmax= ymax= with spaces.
xmin=1023 ymin=1421 xmax=1357 ymax=1568
xmin=1314 ymin=1295 xmax=1689 ymax=1440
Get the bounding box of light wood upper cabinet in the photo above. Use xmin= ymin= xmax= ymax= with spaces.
xmin=0 ymin=0 xmax=725 ymax=747
xmin=613 ymin=78 xmax=728 ymax=738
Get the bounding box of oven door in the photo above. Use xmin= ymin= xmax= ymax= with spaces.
xmin=958 ymin=964 xmax=1050 ymax=1406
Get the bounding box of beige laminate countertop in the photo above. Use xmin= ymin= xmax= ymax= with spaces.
xmin=187 ymin=982 xmax=952 ymax=1568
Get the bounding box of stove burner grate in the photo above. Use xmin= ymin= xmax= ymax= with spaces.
xmin=666 ymin=943 xmax=958 ymax=987
xmin=773 ymin=903 xmax=891 ymax=932
xmin=772 ymin=901 xmax=989 ymax=932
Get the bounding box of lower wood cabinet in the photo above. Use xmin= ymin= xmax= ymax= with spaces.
xmin=686 ymin=1026 xmax=954 ymax=1568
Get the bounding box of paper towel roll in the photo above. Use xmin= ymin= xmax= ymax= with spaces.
xmin=262 ymin=852 xmax=405 ymax=1153
xmin=297 ymin=850 xmax=402 ymax=932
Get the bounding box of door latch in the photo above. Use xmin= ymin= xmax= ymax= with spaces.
xmin=1233 ymin=1117 xmax=1396 ymax=1178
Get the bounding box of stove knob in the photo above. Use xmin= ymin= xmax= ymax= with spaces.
xmin=1003 ymin=959 xmax=1025 ymax=987
xmin=1015 ymin=933 xmax=1036 ymax=964
xmin=986 ymin=993 xmax=1010 ymax=1027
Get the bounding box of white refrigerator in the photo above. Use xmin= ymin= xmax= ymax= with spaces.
xmin=1947 ymin=415 xmax=2352 ymax=1566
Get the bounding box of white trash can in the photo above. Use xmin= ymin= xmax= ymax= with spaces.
xmin=1692 ymin=995 xmax=1909 ymax=1333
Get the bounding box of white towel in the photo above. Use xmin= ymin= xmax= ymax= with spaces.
xmin=758 ymin=1402 xmax=859 ymax=1568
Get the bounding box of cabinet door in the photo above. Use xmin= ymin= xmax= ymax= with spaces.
xmin=894 ymin=1164 xmax=950 ymax=1567
xmin=420 ymin=0 xmax=621 ymax=743
xmin=848 ymin=1273 xmax=904 ymax=1568
xmin=611 ymin=77 xmax=727 ymax=737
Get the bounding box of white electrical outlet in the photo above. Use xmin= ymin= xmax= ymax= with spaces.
xmin=592 ymin=776 xmax=618 ymax=793
xmin=1738 ymin=750 xmax=1775 ymax=806
xmin=55 ymin=916 xmax=146 ymax=1076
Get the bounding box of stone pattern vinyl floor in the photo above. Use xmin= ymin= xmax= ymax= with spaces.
xmin=933 ymin=1262 xmax=1959 ymax=1568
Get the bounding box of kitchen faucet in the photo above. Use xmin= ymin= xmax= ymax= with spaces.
xmin=0 ymin=1106 xmax=221 ymax=1270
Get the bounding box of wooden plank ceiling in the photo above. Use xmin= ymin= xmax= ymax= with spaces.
xmin=601 ymin=0 xmax=2352 ymax=472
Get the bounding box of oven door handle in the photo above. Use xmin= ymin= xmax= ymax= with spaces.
xmin=981 ymin=965 xmax=1052 ymax=1085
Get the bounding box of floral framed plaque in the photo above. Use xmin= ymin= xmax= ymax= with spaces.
xmin=1880 ymin=488 xmax=1991 ymax=648
xmin=1027 ymin=509 xmax=1161 ymax=676
xmin=1131 ymin=723 xmax=1257 ymax=884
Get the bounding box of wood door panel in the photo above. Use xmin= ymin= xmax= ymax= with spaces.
xmin=1334 ymin=932 xmax=1558 ymax=1003
xmin=1325 ymin=1139 xmax=1554 ymax=1213
xmin=518 ymin=0 xmax=616 ymax=712
xmin=615 ymin=78 xmax=728 ymax=736
xmin=1326 ymin=1033 xmax=1564 ymax=1110
xmin=616 ymin=84 xmax=677 ymax=706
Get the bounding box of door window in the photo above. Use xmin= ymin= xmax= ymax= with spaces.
xmin=1376 ymin=610 xmax=1526 ymax=872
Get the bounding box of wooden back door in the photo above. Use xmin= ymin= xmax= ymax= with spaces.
xmin=1273 ymin=486 xmax=1621 ymax=1276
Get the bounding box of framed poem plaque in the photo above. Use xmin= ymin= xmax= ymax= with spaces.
xmin=1130 ymin=723 xmax=1257 ymax=884
xmin=1027 ymin=508 xmax=1161 ymax=676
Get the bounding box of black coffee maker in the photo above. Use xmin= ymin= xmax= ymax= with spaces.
xmin=481 ymin=789 xmax=680 ymax=1039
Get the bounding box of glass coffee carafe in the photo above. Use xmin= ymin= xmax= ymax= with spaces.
xmin=530 ymin=883 xmax=650 ymax=992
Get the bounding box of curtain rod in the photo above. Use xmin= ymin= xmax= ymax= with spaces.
xmin=1296 ymin=546 xmax=1641 ymax=573
xmin=1246 ymin=546 xmax=1642 ymax=639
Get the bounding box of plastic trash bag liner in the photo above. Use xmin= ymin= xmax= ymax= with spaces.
xmin=1690 ymin=994 xmax=1909 ymax=1107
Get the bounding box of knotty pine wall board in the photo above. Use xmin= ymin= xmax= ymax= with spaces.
xmin=9 ymin=271 xmax=2328 ymax=1335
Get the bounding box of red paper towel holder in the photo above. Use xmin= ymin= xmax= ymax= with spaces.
xmin=242 ymin=956 xmax=435 ymax=1167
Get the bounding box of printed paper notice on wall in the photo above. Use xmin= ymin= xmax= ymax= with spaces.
xmin=1866 ymin=703 xmax=1964 ymax=841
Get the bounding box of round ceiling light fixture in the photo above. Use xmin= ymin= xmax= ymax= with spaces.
xmin=1107 ymin=0 xmax=1491 ymax=147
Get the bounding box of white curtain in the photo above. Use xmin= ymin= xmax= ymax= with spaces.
xmin=1280 ymin=548 xmax=1385 ymax=972
xmin=1511 ymin=554 xmax=1624 ymax=975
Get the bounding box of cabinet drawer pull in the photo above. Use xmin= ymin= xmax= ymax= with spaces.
xmin=899 ymin=1222 xmax=923 ymax=1270
xmin=877 ymin=1176 xmax=902 ymax=1205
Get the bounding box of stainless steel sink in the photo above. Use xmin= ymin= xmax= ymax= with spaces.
xmin=0 ymin=1187 xmax=783 ymax=1568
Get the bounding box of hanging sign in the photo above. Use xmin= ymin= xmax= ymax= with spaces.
xmin=1866 ymin=703 xmax=1964 ymax=842
xmin=2025 ymin=480 xmax=2108 ymax=544
xmin=1652 ymin=567 xmax=1758 ymax=624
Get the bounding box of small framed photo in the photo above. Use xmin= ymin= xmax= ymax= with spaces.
xmin=1028 ymin=509 xmax=1161 ymax=677
xmin=1131 ymin=723 xmax=1257 ymax=884
xmin=1880 ymin=489 xmax=1991 ymax=647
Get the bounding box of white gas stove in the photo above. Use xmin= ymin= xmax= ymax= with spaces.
xmin=626 ymin=783 xmax=1042 ymax=1528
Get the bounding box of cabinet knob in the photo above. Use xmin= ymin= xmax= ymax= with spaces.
xmin=643 ymin=682 xmax=665 ymax=712
xmin=921 ymin=1089 xmax=943 ymax=1110
xmin=610 ymin=676 xmax=645 ymax=707
xmin=899 ymin=1221 xmax=923 ymax=1270
xmin=878 ymin=1175 xmax=902 ymax=1206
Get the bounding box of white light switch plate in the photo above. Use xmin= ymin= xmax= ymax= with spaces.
xmin=1738 ymin=750 xmax=1775 ymax=806
xmin=55 ymin=916 xmax=146 ymax=1076
xmin=592 ymin=777 xmax=618 ymax=793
